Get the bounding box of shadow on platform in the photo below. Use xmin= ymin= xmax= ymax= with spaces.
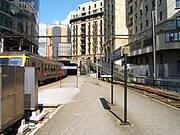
xmin=100 ymin=98 xmax=123 ymax=122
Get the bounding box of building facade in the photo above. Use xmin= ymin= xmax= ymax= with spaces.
xmin=103 ymin=0 xmax=128 ymax=62
xmin=46 ymin=24 xmax=71 ymax=60
xmin=70 ymin=0 xmax=104 ymax=62
xmin=126 ymin=0 xmax=180 ymax=83
xmin=0 ymin=0 xmax=39 ymax=53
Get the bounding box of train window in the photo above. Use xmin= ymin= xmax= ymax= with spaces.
xmin=51 ymin=65 xmax=54 ymax=71
xmin=41 ymin=64 xmax=43 ymax=72
xmin=9 ymin=58 xmax=22 ymax=66
xmin=45 ymin=64 xmax=47 ymax=71
xmin=25 ymin=58 xmax=30 ymax=66
xmin=54 ymin=65 xmax=56 ymax=71
xmin=48 ymin=65 xmax=51 ymax=71
xmin=38 ymin=63 xmax=41 ymax=71
xmin=0 ymin=58 xmax=9 ymax=65
xmin=32 ymin=62 xmax=36 ymax=67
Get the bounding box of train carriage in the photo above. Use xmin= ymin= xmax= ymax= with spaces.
xmin=0 ymin=51 xmax=67 ymax=84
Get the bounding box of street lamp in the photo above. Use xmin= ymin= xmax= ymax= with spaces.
xmin=152 ymin=10 xmax=157 ymax=87
xmin=0 ymin=34 xmax=4 ymax=53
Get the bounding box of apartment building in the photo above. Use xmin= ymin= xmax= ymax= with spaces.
xmin=70 ymin=0 xmax=104 ymax=62
xmin=46 ymin=24 xmax=71 ymax=60
xmin=104 ymin=0 xmax=128 ymax=62
xmin=126 ymin=0 xmax=180 ymax=83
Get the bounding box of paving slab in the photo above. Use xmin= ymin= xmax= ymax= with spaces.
xmin=35 ymin=75 xmax=180 ymax=135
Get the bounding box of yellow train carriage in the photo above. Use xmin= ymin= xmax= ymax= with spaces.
xmin=0 ymin=51 xmax=67 ymax=83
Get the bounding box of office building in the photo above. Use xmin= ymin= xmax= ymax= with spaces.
xmin=126 ymin=0 xmax=180 ymax=83
xmin=0 ymin=0 xmax=39 ymax=53
xmin=46 ymin=24 xmax=71 ymax=60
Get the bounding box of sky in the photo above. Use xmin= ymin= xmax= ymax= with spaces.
xmin=39 ymin=0 xmax=90 ymax=39
xmin=38 ymin=0 xmax=90 ymax=55
xmin=39 ymin=0 xmax=90 ymax=24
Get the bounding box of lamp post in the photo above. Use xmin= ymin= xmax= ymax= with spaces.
xmin=96 ymin=47 xmax=98 ymax=84
xmin=122 ymin=46 xmax=130 ymax=125
xmin=0 ymin=34 xmax=4 ymax=53
xmin=152 ymin=10 xmax=157 ymax=87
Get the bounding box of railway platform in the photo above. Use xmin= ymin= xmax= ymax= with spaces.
xmin=34 ymin=75 xmax=180 ymax=135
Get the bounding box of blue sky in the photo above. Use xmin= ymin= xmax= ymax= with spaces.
xmin=40 ymin=0 xmax=90 ymax=24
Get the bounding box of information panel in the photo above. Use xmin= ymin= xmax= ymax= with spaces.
xmin=62 ymin=66 xmax=77 ymax=70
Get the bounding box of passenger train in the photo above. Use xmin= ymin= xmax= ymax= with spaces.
xmin=0 ymin=51 xmax=67 ymax=84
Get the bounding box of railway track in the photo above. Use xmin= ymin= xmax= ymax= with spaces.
xmin=100 ymin=78 xmax=180 ymax=109
xmin=124 ymin=83 xmax=180 ymax=109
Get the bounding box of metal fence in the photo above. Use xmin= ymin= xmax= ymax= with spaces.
xmin=91 ymin=61 xmax=180 ymax=93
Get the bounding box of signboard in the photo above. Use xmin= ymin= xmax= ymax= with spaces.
xmin=101 ymin=75 xmax=112 ymax=78
xmin=62 ymin=66 xmax=77 ymax=70
xmin=110 ymin=46 xmax=129 ymax=61
xmin=110 ymin=47 xmax=122 ymax=61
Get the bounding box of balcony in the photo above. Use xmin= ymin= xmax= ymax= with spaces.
xmin=128 ymin=11 xmax=133 ymax=16
xmin=81 ymin=43 xmax=85 ymax=46
xmin=81 ymin=31 xmax=86 ymax=35
xmin=128 ymin=22 xmax=133 ymax=27
xmin=80 ymin=48 xmax=86 ymax=52
xmin=128 ymin=0 xmax=133 ymax=5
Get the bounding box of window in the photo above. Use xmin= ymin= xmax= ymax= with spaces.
xmin=129 ymin=5 xmax=133 ymax=15
xmin=152 ymin=0 xmax=155 ymax=9
xmin=94 ymin=4 xmax=96 ymax=8
xmin=166 ymin=34 xmax=170 ymax=42
xmin=0 ymin=58 xmax=9 ymax=65
xmin=176 ymin=0 xmax=180 ymax=7
xmin=9 ymin=58 xmax=23 ymax=66
xmin=159 ymin=0 xmax=162 ymax=5
xmin=135 ymin=14 xmax=137 ymax=20
xmin=140 ymin=23 xmax=143 ymax=30
xmin=145 ymin=5 xmax=148 ymax=14
xmin=170 ymin=33 xmax=174 ymax=41
xmin=174 ymin=33 xmax=178 ymax=41
xmin=140 ymin=10 xmax=143 ymax=17
xmin=160 ymin=12 xmax=162 ymax=21
xmin=176 ymin=17 xmax=180 ymax=27
xmin=166 ymin=32 xmax=180 ymax=42
xmin=135 ymin=26 xmax=137 ymax=33
xmin=146 ymin=20 xmax=148 ymax=27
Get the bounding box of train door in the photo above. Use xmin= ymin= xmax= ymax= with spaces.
xmin=25 ymin=58 xmax=30 ymax=66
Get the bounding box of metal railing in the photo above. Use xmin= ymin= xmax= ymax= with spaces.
xmin=90 ymin=62 xmax=180 ymax=93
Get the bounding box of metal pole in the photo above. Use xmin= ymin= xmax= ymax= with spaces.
xmin=76 ymin=67 xmax=78 ymax=88
xmin=111 ymin=60 xmax=114 ymax=105
xmin=60 ymin=67 xmax=62 ymax=88
xmin=152 ymin=10 xmax=157 ymax=87
xmin=0 ymin=36 xmax=4 ymax=53
xmin=96 ymin=58 xmax=98 ymax=84
xmin=124 ymin=54 xmax=128 ymax=123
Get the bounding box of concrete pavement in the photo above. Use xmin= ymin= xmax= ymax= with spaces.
xmin=35 ymin=75 xmax=180 ymax=135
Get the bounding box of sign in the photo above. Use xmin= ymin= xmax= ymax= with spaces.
xmin=122 ymin=46 xmax=129 ymax=55
xmin=101 ymin=75 xmax=112 ymax=78
xmin=110 ymin=47 xmax=122 ymax=61
xmin=62 ymin=66 xmax=77 ymax=70
xmin=110 ymin=46 xmax=129 ymax=60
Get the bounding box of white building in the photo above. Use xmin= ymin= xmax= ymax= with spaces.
xmin=70 ymin=0 xmax=104 ymax=62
